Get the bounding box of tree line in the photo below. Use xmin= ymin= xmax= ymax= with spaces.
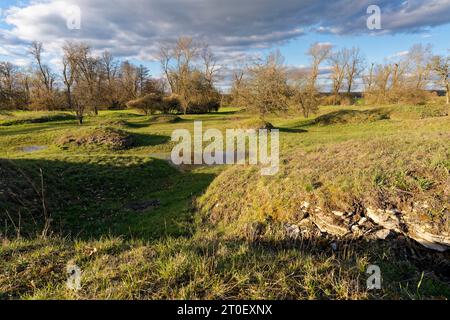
xmin=231 ymin=43 xmax=449 ymax=119
xmin=1 ymin=38 xmax=449 ymax=123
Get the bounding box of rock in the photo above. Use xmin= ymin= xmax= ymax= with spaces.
xmin=351 ymin=225 xmax=363 ymax=235
xmin=374 ymin=229 xmax=393 ymax=240
xmin=410 ymin=237 xmax=448 ymax=252
xmin=366 ymin=207 xmax=402 ymax=233
xmin=311 ymin=211 xmax=349 ymax=237
xmin=346 ymin=211 xmax=355 ymax=217
xmin=332 ymin=210 xmax=345 ymax=217
xmin=284 ymin=223 xmax=300 ymax=240
xmin=358 ymin=217 xmax=368 ymax=226
xmin=407 ymin=225 xmax=450 ymax=252
xmin=300 ymin=201 xmax=310 ymax=210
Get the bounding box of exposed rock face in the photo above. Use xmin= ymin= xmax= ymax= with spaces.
xmin=365 ymin=208 xmax=403 ymax=233
xmin=374 ymin=229 xmax=394 ymax=240
xmin=286 ymin=203 xmax=450 ymax=252
xmin=311 ymin=208 xmax=350 ymax=237
xmin=407 ymin=225 xmax=450 ymax=252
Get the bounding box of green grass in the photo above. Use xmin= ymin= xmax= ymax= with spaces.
xmin=0 ymin=104 xmax=449 ymax=299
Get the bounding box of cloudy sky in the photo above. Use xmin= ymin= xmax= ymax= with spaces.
xmin=1 ymin=0 xmax=450 ymax=84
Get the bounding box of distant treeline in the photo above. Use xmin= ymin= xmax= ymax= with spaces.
xmin=0 ymin=38 xmax=449 ymax=122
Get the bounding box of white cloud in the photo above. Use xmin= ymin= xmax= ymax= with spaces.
xmin=0 ymin=0 xmax=449 ymax=67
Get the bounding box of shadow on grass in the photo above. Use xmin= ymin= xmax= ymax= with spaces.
xmin=0 ymin=114 xmax=76 ymax=127
xmin=2 ymin=228 xmax=449 ymax=300
xmin=131 ymin=132 xmax=171 ymax=148
xmin=277 ymin=127 xmax=308 ymax=133
xmin=0 ymin=121 xmax=77 ymax=137
xmin=0 ymin=157 xmax=217 ymax=241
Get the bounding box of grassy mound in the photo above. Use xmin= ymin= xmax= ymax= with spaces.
xmin=0 ymin=113 xmax=76 ymax=126
xmin=237 ymin=119 xmax=274 ymax=130
xmin=55 ymin=127 xmax=134 ymax=150
xmin=388 ymin=104 xmax=449 ymax=120
xmin=198 ymin=133 xmax=450 ymax=239
xmin=314 ymin=109 xmax=390 ymax=126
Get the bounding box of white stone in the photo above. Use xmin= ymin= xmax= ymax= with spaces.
xmin=284 ymin=223 xmax=300 ymax=239
xmin=332 ymin=210 xmax=345 ymax=217
xmin=375 ymin=229 xmax=392 ymax=240
xmin=300 ymin=201 xmax=310 ymax=210
xmin=358 ymin=217 xmax=368 ymax=226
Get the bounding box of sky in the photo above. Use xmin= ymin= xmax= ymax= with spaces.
xmin=1 ymin=0 xmax=450 ymax=89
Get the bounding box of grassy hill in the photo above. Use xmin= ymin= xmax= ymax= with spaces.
xmin=0 ymin=104 xmax=449 ymax=299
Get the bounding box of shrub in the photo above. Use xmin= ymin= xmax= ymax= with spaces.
xmin=126 ymin=93 xmax=166 ymax=115
xmin=162 ymin=94 xmax=182 ymax=113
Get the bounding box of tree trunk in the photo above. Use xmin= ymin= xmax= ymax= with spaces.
xmin=446 ymin=83 xmax=449 ymax=105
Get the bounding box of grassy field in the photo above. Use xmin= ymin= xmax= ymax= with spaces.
xmin=0 ymin=104 xmax=449 ymax=299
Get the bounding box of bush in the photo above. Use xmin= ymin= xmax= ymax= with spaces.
xmin=126 ymin=93 xmax=165 ymax=115
xmin=186 ymin=95 xmax=220 ymax=114
xmin=162 ymin=94 xmax=182 ymax=113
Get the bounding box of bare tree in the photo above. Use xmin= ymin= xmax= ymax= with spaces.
xmin=101 ymin=50 xmax=120 ymax=108
xmin=157 ymin=37 xmax=220 ymax=114
xmin=363 ymin=62 xmax=375 ymax=93
xmin=62 ymin=42 xmax=85 ymax=124
xmin=157 ymin=45 xmax=175 ymax=93
xmin=29 ymin=42 xmax=53 ymax=93
xmin=75 ymin=44 xmax=102 ymax=114
xmin=201 ymin=45 xmax=220 ymax=85
xmin=0 ymin=62 xmax=21 ymax=109
xmin=240 ymin=50 xmax=290 ymax=119
xmin=307 ymin=42 xmax=332 ymax=90
xmin=344 ymin=47 xmax=365 ymax=94
xmin=230 ymin=63 xmax=246 ymax=108
xmin=328 ymin=49 xmax=348 ymax=104
xmin=28 ymin=42 xmax=57 ymax=109
xmin=407 ymin=44 xmax=433 ymax=90
xmin=289 ymin=68 xmax=320 ymax=118
xmin=432 ymin=55 xmax=449 ymax=105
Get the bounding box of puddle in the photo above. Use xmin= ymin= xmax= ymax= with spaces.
xmin=22 ymin=145 xmax=48 ymax=153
